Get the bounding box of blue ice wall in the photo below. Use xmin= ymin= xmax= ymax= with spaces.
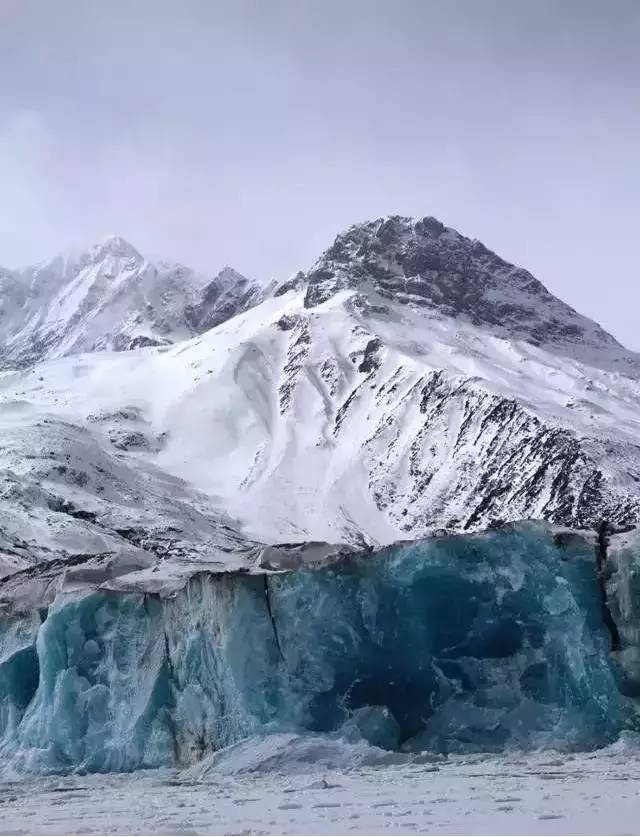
xmin=0 ymin=611 xmax=41 ymax=743
xmin=0 ymin=523 xmax=636 ymax=774
xmin=270 ymin=525 xmax=633 ymax=753
xmin=5 ymin=594 xmax=173 ymax=773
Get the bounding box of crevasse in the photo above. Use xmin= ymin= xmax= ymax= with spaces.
xmin=0 ymin=523 xmax=637 ymax=775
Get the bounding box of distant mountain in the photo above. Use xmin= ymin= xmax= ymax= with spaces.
xmin=0 ymin=236 xmax=264 ymax=368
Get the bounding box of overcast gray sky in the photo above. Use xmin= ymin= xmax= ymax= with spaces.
xmin=1 ymin=0 xmax=639 ymax=346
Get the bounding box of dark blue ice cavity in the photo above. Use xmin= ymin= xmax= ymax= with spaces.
xmin=270 ymin=524 xmax=633 ymax=753
xmin=0 ymin=523 xmax=636 ymax=774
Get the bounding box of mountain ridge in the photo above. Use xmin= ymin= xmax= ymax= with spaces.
xmin=0 ymin=236 xmax=263 ymax=369
xmin=2 ymin=216 xmax=640 ymax=562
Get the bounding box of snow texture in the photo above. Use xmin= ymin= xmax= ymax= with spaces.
xmin=4 ymin=743 xmax=640 ymax=834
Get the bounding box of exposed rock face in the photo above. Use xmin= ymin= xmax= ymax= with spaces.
xmin=304 ymin=216 xmax=628 ymax=369
xmin=184 ymin=266 xmax=265 ymax=332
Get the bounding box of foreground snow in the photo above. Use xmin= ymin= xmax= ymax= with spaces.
xmin=2 ymin=741 xmax=640 ymax=835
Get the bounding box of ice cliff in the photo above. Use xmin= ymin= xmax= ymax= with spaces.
xmin=1 ymin=522 xmax=639 ymax=775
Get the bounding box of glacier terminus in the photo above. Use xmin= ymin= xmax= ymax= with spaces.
xmin=3 ymin=216 xmax=640 ymax=814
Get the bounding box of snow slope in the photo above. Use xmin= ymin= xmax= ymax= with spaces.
xmin=2 ymin=216 xmax=640 ymax=549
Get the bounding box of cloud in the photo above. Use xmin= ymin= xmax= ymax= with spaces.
xmin=0 ymin=110 xmax=59 ymax=264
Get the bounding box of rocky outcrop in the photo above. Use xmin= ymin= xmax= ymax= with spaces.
xmin=304 ymin=216 xmax=632 ymax=372
xmin=184 ymin=266 xmax=265 ymax=332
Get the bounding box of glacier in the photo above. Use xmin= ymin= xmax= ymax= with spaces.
xmin=0 ymin=522 xmax=638 ymax=776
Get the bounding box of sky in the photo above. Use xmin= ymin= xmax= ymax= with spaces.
xmin=0 ymin=0 xmax=639 ymax=346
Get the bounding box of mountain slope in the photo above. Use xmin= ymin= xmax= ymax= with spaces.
xmin=2 ymin=215 xmax=640 ymax=556
xmin=0 ymin=399 xmax=258 ymax=580
xmin=2 ymin=273 xmax=640 ymax=550
xmin=0 ymin=237 xmax=264 ymax=369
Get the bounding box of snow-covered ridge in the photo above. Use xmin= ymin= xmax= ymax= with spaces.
xmin=0 ymin=236 xmax=263 ymax=368
xmin=3 ymin=281 xmax=640 ymax=553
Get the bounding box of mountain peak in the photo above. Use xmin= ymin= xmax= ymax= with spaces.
xmin=88 ymin=235 xmax=142 ymax=263
xmin=304 ymin=215 xmax=621 ymax=355
xmin=215 ymin=265 xmax=252 ymax=287
xmin=184 ymin=266 xmax=264 ymax=332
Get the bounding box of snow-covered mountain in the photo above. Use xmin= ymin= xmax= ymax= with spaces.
xmin=5 ymin=215 xmax=640 ymax=775
xmin=2 ymin=215 xmax=640 ymax=559
xmin=0 ymin=236 xmax=264 ymax=368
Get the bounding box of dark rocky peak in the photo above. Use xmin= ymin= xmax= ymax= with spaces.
xmin=304 ymin=215 xmax=622 ymax=355
xmin=202 ymin=266 xmax=254 ymax=301
xmin=273 ymin=270 xmax=307 ymax=297
xmin=185 ymin=266 xmax=264 ymax=332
